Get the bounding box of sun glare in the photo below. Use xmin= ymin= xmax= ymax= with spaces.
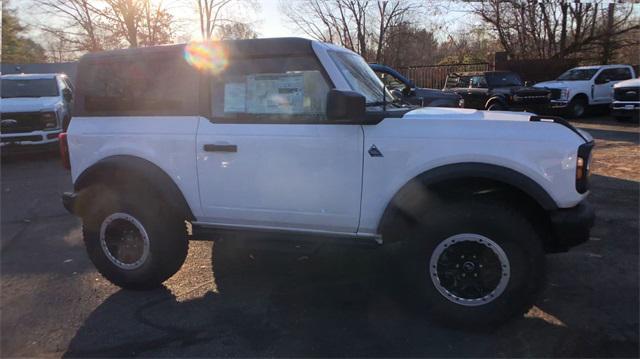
xmin=184 ymin=41 xmax=228 ymax=75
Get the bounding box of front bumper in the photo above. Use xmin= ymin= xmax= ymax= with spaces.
xmin=550 ymin=100 xmax=569 ymax=109
xmin=610 ymin=102 xmax=639 ymax=119
xmin=547 ymin=202 xmax=595 ymax=252
xmin=1 ymin=129 xmax=62 ymax=147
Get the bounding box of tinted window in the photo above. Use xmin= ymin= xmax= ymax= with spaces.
xmin=211 ymin=56 xmax=331 ymax=122
xmin=557 ymin=69 xmax=598 ymax=81
xmin=598 ymin=68 xmax=632 ymax=81
xmin=76 ymin=55 xmax=199 ymax=116
xmin=444 ymin=75 xmax=470 ymax=89
xmin=376 ymin=71 xmax=406 ymax=90
xmin=486 ymin=72 xmax=522 ymax=87
xmin=1 ymin=79 xmax=59 ymax=98
xmin=470 ymin=76 xmax=488 ymax=88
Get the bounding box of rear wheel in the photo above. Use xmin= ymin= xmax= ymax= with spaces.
xmin=403 ymin=200 xmax=545 ymax=328
xmin=81 ymin=187 xmax=188 ymax=289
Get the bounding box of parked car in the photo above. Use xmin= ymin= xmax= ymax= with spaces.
xmin=534 ymin=64 xmax=636 ymax=118
xmin=60 ymin=38 xmax=594 ymax=328
xmin=610 ymin=77 xmax=639 ymax=122
xmin=1 ymin=73 xmax=74 ymax=152
xmin=443 ymin=71 xmax=551 ymax=112
xmin=370 ymin=64 xmax=463 ymax=108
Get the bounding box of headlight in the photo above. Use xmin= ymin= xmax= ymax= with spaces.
xmin=560 ymin=88 xmax=570 ymax=101
xmin=458 ymin=98 xmax=465 ymax=108
xmin=513 ymin=95 xmax=521 ymax=101
xmin=41 ymin=112 xmax=58 ymax=129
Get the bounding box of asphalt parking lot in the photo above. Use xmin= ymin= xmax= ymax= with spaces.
xmin=1 ymin=116 xmax=638 ymax=357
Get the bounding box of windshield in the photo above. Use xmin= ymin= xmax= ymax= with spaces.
xmin=486 ymin=72 xmax=522 ymax=87
xmin=557 ymin=69 xmax=598 ymax=81
xmin=328 ymin=51 xmax=394 ymax=105
xmin=1 ymin=78 xmax=59 ymax=98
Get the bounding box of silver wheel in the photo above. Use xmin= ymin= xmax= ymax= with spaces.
xmin=99 ymin=213 xmax=150 ymax=270
xmin=429 ymin=233 xmax=510 ymax=307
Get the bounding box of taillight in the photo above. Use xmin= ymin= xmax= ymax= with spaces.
xmin=59 ymin=132 xmax=70 ymax=170
xmin=576 ymin=141 xmax=594 ymax=194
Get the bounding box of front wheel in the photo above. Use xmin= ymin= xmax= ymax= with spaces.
xmin=566 ymin=97 xmax=588 ymax=118
xmin=404 ymin=200 xmax=545 ymax=328
xmin=487 ymin=102 xmax=507 ymax=111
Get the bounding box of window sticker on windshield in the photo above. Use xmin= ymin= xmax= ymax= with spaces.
xmin=224 ymin=82 xmax=246 ymax=112
xmin=246 ymin=73 xmax=304 ymax=114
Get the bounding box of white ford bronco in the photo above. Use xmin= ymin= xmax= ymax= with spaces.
xmin=61 ymin=38 xmax=595 ymax=327
xmin=534 ymin=64 xmax=635 ymax=118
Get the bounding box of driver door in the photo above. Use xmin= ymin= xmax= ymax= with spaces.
xmin=196 ymin=56 xmax=364 ymax=233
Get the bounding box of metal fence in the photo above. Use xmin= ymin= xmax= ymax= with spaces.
xmin=397 ymin=62 xmax=491 ymax=89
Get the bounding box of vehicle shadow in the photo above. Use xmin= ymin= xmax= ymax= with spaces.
xmin=63 ymin=217 xmax=639 ymax=357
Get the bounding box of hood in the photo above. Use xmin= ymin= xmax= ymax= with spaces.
xmin=402 ymin=107 xmax=534 ymax=122
xmin=614 ymin=78 xmax=640 ymax=88
xmin=534 ymin=80 xmax=590 ymax=89
xmin=0 ymin=97 xmax=61 ymax=113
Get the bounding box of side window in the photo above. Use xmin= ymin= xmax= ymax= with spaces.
xmin=458 ymin=76 xmax=471 ymax=88
xmin=77 ymin=56 xmax=199 ymax=116
xmin=377 ymin=71 xmax=405 ymax=90
xmin=596 ymin=69 xmax=618 ymax=82
xmin=612 ymin=68 xmax=632 ymax=81
xmin=470 ymin=76 xmax=487 ymax=88
xmin=211 ymin=56 xmax=331 ymax=123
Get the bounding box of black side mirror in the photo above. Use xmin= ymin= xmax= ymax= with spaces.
xmin=326 ymin=89 xmax=366 ymax=123
xmin=595 ymin=77 xmax=610 ymax=85
xmin=62 ymin=88 xmax=73 ymax=102
xmin=402 ymin=85 xmax=413 ymax=96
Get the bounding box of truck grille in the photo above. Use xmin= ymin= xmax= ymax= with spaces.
xmin=0 ymin=112 xmax=45 ymax=134
xmin=614 ymin=87 xmax=640 ymax=102
xmin=549 ymin=88 xmax=562 ymax=100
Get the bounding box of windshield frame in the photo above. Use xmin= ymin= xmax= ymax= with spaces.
xmin=327 ymin=50 xmax=395 ymax=105
xmin=556 ymin=68 xmax=599 ymax=81
xmin=1 ymin=78 xmax=60 ymax=98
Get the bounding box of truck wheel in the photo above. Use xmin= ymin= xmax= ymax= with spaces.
xmin=566 ymin=97 xmax=587 ymax=118
xmin=82 ymin=190 xmax=188 ymax=290
xmin=404 ymin=200 xmax=544 ymax=328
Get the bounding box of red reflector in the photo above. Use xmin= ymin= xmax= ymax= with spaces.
xmin=58 ymin=133 xmax=70 ymax=170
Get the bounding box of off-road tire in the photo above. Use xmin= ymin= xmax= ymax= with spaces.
xmin=402 ymin=199 xmax=545 ymax=329
xmin=81 ymin=188 xmax=188 ymax=290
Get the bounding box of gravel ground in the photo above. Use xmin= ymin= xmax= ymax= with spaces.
xmin=1 ymin=116 xmax=638 ymax=357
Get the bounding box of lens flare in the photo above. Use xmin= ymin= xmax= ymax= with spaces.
xmin=184 ymin=41 xmax=228 ymax=75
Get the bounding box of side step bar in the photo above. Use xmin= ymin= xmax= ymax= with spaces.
xmin=190 ymin=222 xmax=382 ymax=248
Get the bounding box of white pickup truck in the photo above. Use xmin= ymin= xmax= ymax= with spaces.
xmin=61 ymin=38 xmax=595 ymax=328
xmin=535 ymin=64 xmax=636 ymax=118
xmin=1 ymin=73 xmax=74 ymax=151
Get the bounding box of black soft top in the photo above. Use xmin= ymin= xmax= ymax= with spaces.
xmin=79 ymin=37 xmax=315 ymax=63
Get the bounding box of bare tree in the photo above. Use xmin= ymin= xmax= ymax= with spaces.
xmin=216 ymin=22 xmax=257 ymax=40
xmin=471 ymin=0 xmax=639 ymax=61
xmin=34 ymin=0 xmax=106 ymax=53
xmin=281 ymin=0 xmax=417 ymax=61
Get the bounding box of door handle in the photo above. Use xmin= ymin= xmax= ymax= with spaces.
xmin=204 ymin=144 xmax=237 ymax=152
